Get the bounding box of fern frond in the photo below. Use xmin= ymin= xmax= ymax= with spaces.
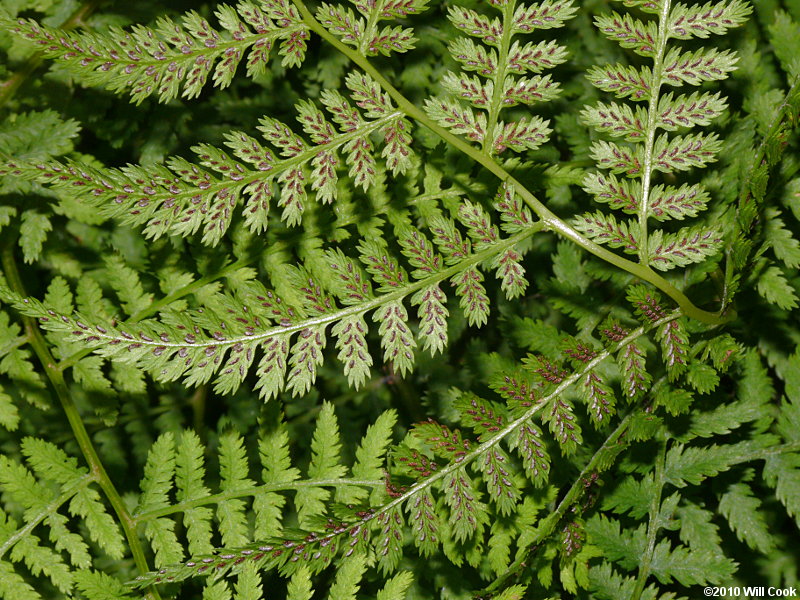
xmin=424 ymin=0 xmax=575 ymax=156
xmin=581 ymin=0 xmax=750 ymax=272
xmin=128 ymin=404 xmax=392 ymax=588
xmin=0 ymin=439 xmax=125 ymax=597
xmin=1 ymin=71 xmax=413 ymax=242
xmin=317 ymin=0 xmax=429 ymax=57
xmin=4 ymin=1 xmax=310 ymax=104
xmin=1 ymin=197 xmax=541 ymax=397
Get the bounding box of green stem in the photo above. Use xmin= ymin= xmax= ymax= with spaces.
xmin=481 ymin=0 xmax=516 ymax=154
xmin=290 ymin=0 xmax=728 ymax=325
xmin=1 ymin=244 xmax=163 ymax=600
xmin=481 ymin=409 xmax=636 ymax=596
xmin=637 ymin=0 xmax=673 ymax=263
xmin=631 ymin=438 xmax=668 ymax=600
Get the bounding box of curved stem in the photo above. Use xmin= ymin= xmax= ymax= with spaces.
xmin=290 ymin=0 xmax=728 ymax=325
xmin=1 ymin=244 xmax=163 ymax=600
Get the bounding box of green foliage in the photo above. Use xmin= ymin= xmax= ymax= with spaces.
xmin=1 ymin=0 xmax=800 ymax=599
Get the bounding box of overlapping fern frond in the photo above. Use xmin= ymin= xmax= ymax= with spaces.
xmin=124 ymin=291 xmax=672 ymax=592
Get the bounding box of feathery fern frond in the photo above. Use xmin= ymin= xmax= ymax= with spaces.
xmin=579 ymin=0 xmax=751 ymax=271
xmin=0 ymin=439 xmax=125 ymax=599
xmin=424 ymin=0 xmax=576 ymax=156
xmin=0 ymin=70 xmax=414 ymax=242
xmin=127 ymin=404 xmax=394 ymax=589
xmin=3 ymin=1 xmax=311 ymax=104
xmin=1 ymin=190 xmax=541 ymax=398
xmin=317 ymin=0 xmax=429 ymax=57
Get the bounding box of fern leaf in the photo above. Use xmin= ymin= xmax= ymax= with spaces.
xmin=18 ymin=211 xmax=51 ymax=264
xmin=647 ymin=225 xmax=723 ymax=271
xmin=375 ymin=505 xmax=405 ymax=572
xmin=0 ymin=461 xmax=77 ymax=592
xmin=21 ymin=438 xmax=125 ymax=560
xmin=650 ymin=538 xmax=735 ymax=585
xmin=328 ymin=554 xmax=367 ymax=600
xmin=573 ymin=211 xmax=639 ymax=255
xmin=756 ymin=265 xmax=799 ymax=310
xmin=297 ymin=402 xmax=346 ymax=526
xmin=72 ymin=570 xmax=134 ymax=600
xmin=595 ymin=12 xmax=657 ymax=57
xmin=648 ymin=182 xmax=709 ymax=221
xmin=217 ymin=432 xmax=254 ymax=548
xmin=287 ymin=566 xmax=313 ymax=600
xmin=137 ymin=432 xmax=183 ymax=567
xmin=664 ymin=442 xmax=751 ymax=488
xmin=476 ymin=445 xmax=520 ymax=516
xmin=586 ymin=64 xmax=652 ymax=101
xmin=668 ymin=1 xmax=752 ymax=40
xmin=762 ymin=453 xmax=800 ymax=527
xmin=426 ymin=0 xmax=574 ymax=156
xmin=0 ymin=558 xmax=41 ymax=600
xmin=255 ymin=425 xmax=300 ymax=540
xmin=652 ymin=132 xmax=722 ymax=173
xmin=376 ymin=570 xmax=414 ymax=600
xmin=234 ymin=563 xmax=262 ymax=600
xmin=443 ymin=468 xmax=486 ymax=542
xmin=406 ymin=487 xmax=439 ymax=556
xmin=718 ymin=482 xmax=773 ymax=554
xmin=3 ymin=70 xmax=413 ymax=242
xmin=494 ymin=183 xmax=534 ymax=234
xmin=657 ymin=91 xmax=727 ymax=130
xmin=764 ymin=208 xmax=800 ymax=268
xmin=352 ymin=410 xmax=397 ymax=485
xmin=581 ymin=101 xmax=647 ymax=141
xmin=332 ymin=315 xmax=373 ymax=389
xmin=318 ymin=0 xmax=427 ymax=57
xmin=4 ymin=1 xmax=310 ymax=103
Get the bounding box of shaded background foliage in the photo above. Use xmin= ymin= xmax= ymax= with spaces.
xmin=0 ymin=1 xmax=799 ymax=599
